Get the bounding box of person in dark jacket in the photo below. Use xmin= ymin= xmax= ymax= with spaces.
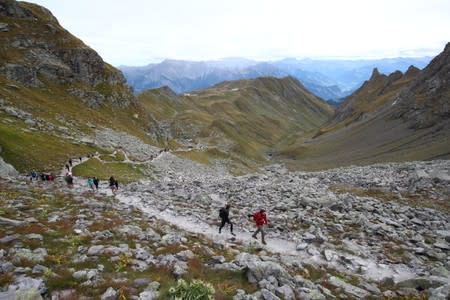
xmin=219 ymin=203 xmax=235 ymax=236
xmin=109 ymin=176 xmax=118 ymax=195
xmin=93 ymin=177 xmax=99 ymax=190
xmin=250 ymin=209 xmax=268 ymax=244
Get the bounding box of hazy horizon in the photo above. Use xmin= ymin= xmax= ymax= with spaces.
xmin=118 ymin=55 xmax=435 ymax=68
xmin=28 ymin=0 xmax=450 ymax=66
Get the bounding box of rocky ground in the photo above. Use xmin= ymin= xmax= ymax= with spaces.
xmin=0 ymin=153 xmax=449 ymax=299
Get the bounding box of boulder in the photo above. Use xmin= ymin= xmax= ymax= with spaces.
xmin=429 ymin=283 xmax=450 ymax=300
xmin=100 ymin=287 xmax=117 ymax=300
xmin=0 ymin=156 xmax=18 ymax=177
xmin=235 ymin=253 xmax=293 ymax=286
xmin=328 ymin=276 xmax=369 ymax=298
xmin=397 ymin=276 xmax=450 ymax=290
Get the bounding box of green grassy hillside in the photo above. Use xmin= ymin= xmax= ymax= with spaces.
xmin=139 ymin=77 xmax=334 ymax=169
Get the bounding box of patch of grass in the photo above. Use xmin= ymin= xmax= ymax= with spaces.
xmin=45 ymin=268 xmax=82 ymax=293
xmin=183 ymin=258 xmax=258 ymax=298
xmin=173 ymin=148 xmax=231 ymax=166
xmin=13 ymin=223 xmax=47 ymax=235
xmin=154 ymin=244 xmax=184 ymax=256
xmin=0 ymin=272 xmax=14 ymax=288
xmin=72 ymin=158 xmax=147 ymax=183
xmin=100 ymin=151 xmax=126 ymax=162
xmin=0 ymin=122 xmax=95 ymax=173
xmin=87 ymin=211 xmax=125 ymax=232
xmin=302 ymin=264 xmax=328 ymax=282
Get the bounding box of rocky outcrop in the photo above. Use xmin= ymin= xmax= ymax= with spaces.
xmin=0 ymin=0 xmax=34 ymax=19
xmin=0 ymin=157 xmax=18 ymax=177
xmin=0 ymin=0 xmax=134 ymax=108
xmin=390 ymin=42 xmax=450 ymax=128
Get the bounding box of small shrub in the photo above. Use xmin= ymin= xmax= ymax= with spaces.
xmin=114 ymin=253 xmax=131 ymax=272
xmin=168 ymin=278 xmax=215 ymax=300
xmin=0 ymin=272 xmax=14 ymax=287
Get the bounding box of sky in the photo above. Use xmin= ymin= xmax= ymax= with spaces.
xmin=28 ymin=0 xmax=450 ymax=66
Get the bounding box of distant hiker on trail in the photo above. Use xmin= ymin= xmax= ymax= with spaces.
xmin=219 ymin=203 xmax=235 ymax=236
xmin=79 ymin=156 xmax=82 ymax=162
xmin=65 ymin=173 xmax=73 ymax=187
xmin=69 ymin=159 xmax=72 ymax=167
xmin=109 ymin=176 xmax=118 ymax=195
xmin=87 ymin=177 xmax=95 ymax=191
xmin=249 ymin=209 xmax=268 ymax=245
xmin=93 ymin=177 xmax=99 ymax=190
xmin=65 ymin=163 xmax=70 ymax=172
xmin=30 ymin=170 xmax=37 ymax=181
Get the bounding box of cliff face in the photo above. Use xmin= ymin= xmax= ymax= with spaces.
xmin=332 ymin=68 xmax=418 ymax=124
xmin=390 ymin=42 xmax=450 ymax=129
xmin=0 ymin=0 xmax=133 ymax=108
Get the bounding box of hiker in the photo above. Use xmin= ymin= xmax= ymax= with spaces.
xmin=93 ymin=177 xmax=99 ymax=190
xmin=65 ymin=163 xmax=70 ymax=172
xmin=30 ymin=170 xmax=37 ymax=181
xmin=219 ymin=203 xmax=235 ymax=236
xmin=79 ymin=156 xmax=82 ymax=162
xmin=249 ymin=209 xmax=268 ymax=245
xmin=109 ymin=176 xmax=118 ymax=195
xmin=65 ymin=174 xmax=73 ymax=187
xmin=68 ymin=159 xmax=72 ymax=167
xmin=87 ymin=177 xmax=95 ymax=191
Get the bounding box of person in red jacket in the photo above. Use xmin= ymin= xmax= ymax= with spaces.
xmin=250 ymin=209 xmax=268 ymax=245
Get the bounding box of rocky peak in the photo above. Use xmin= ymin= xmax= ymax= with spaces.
xmin=411 ymin=41 xmax=450 ymax=93
xmin=369 ymin=67 xmax=382 ymax=80
xmin=404 ymin=65 xmax=420 ymax=77
xmin=390 ymin=42 xmax=450 ymax=128
xmin=156 ymin=85 xmax=178 ymax=98
xmin=386 ymin=70 xmax=403 ymax=82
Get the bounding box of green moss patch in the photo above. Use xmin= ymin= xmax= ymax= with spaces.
xmin=72 ymin=158 xmax=147 ymax=183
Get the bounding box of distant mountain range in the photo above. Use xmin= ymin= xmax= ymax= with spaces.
xmin=120 ymin=56 xmax=432 ymax=101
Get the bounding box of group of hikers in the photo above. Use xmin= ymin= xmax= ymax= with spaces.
xmin=29 ymin=170 xmax=55 ymax=181
xmin=29 ymin=152 xmax=268 ymax=244
xmin=87 ymin=177 xmax=100 ymax=191
xmin=30 ymin=155 xmax=119 ymax=196
xmin=219 ymin=203 xmax=268 ymax=245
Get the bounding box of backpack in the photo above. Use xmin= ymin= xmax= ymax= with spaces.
xmin=219 ymin=207 xmax=227 ymax=219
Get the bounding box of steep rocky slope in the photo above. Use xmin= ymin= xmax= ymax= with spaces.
xmin=275 ymin=43 xmax=450 ymax=170
xmin=0 ymin=0 xmax=160 ymax=173
xmin=0 ymin=0 xmax=133 ymax=107
xmin=390 ymin=42 xmax=450 ymax=129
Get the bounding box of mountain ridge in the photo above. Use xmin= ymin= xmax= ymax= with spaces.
xmin=121 ymin=56 xmax=432 ymax=101
xmin=273 ymin=43 xmax=450 ymax=170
